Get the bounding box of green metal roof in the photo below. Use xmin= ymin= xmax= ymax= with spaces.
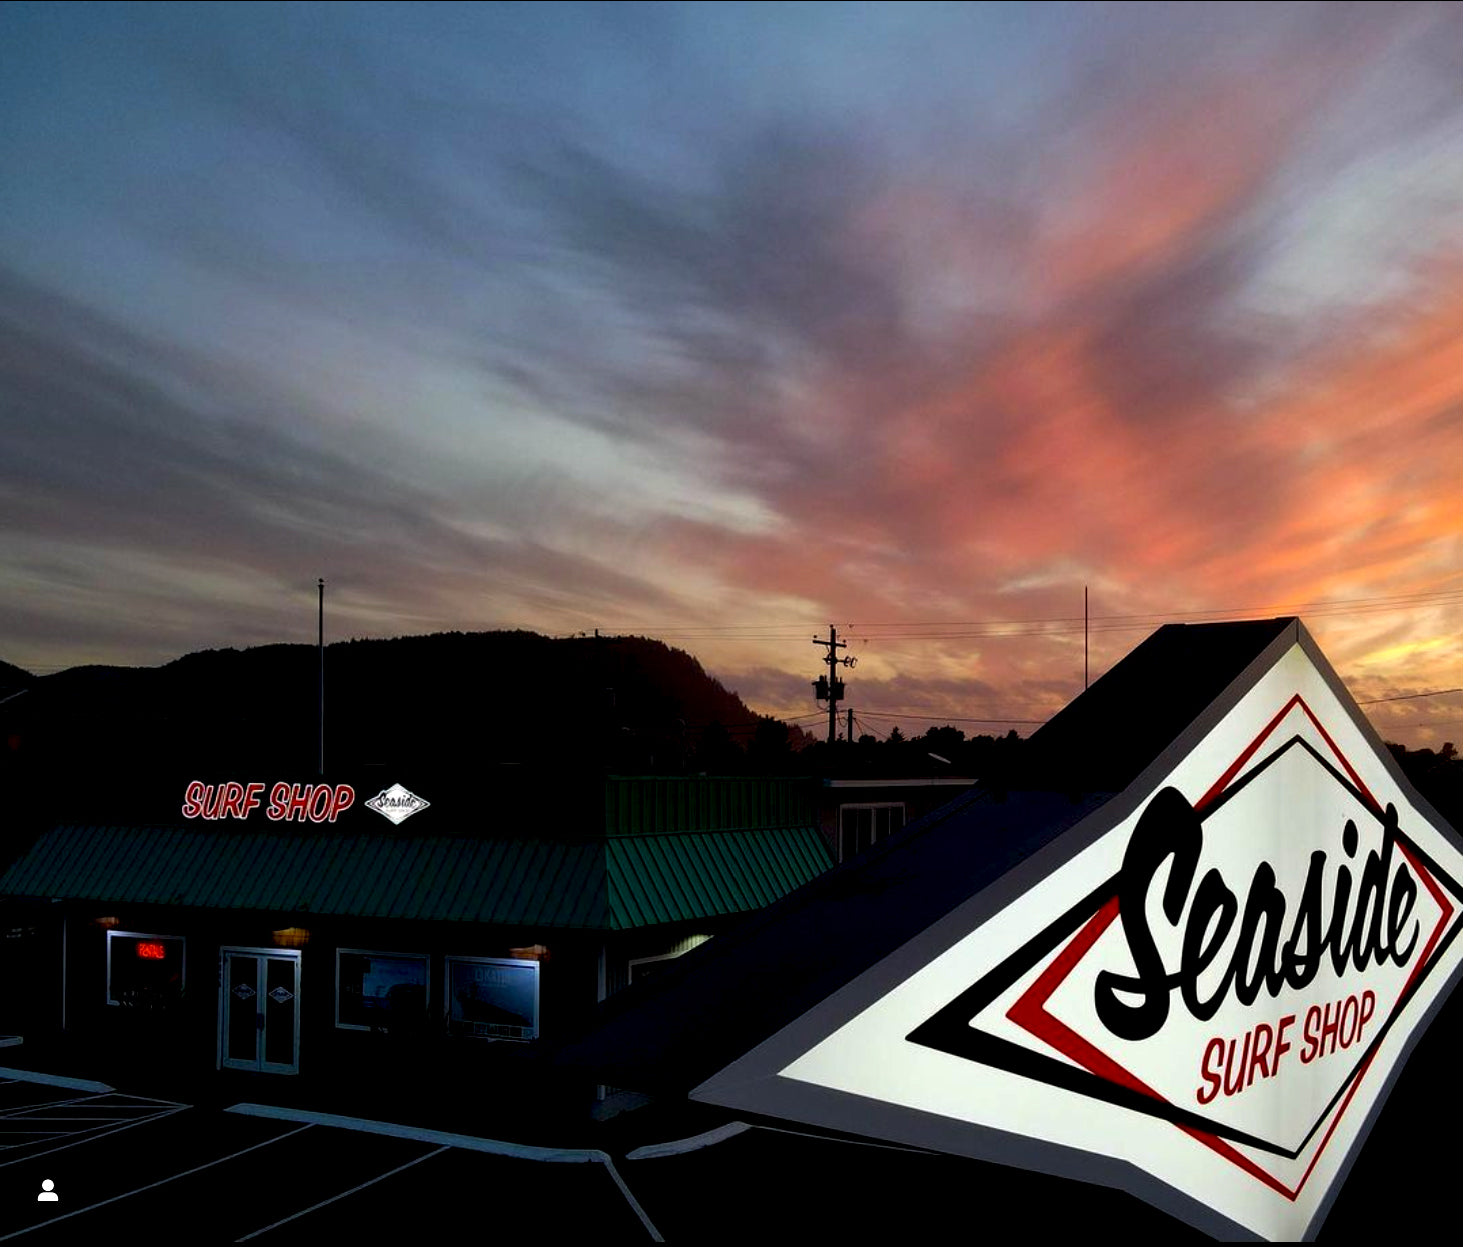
xmin=0 ymin=822 xmax=832 ymax=932
xmin=607 ymin=826 xmax=832 ymax=928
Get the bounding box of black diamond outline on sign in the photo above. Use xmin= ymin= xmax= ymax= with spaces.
xmin=908 ymin=728 xmax=1462 ymax=1179
xmin=232 ymin=983 xmax=255 ymax=1000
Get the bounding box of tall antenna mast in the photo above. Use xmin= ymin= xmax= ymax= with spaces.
xmin=318 ymin=577 xmax=325 ymax=776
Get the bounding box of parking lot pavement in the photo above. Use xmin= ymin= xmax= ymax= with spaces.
xmin=0 ymin=1073 xmax=659 ymax=1243
xmin=0 ymin=1072 xmax=1120 ymax=1244
xmin=0 ymin=1077 xmax=186 ymax=1160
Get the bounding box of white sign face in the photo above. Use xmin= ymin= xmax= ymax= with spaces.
xmin=365 ymin=783 xmax=430 ymax=826
xmin=776 ymin=644 xmax=1460 ymax=1241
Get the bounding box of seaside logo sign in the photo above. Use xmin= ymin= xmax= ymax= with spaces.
xmin=365 ymin=783 xmax=430 ymax=826
xmin=758 ymin=636 xmax=1461 ymax=1241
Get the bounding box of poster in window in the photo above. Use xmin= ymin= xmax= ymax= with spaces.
xmin=337 ymin=951 xmax=429 ymax=1030
xmin=446 ymin=957 xmax=538 ymax=1040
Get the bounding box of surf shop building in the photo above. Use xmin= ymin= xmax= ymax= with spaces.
xmin=0 ymin=772 xmax=831 ymax=1089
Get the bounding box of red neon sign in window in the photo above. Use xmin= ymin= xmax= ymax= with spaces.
xmin=136 ymin=941 xmax=167 ymax=960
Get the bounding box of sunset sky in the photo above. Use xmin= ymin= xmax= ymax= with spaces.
xmin=2 ymin=2 xmax=1459 ymax=749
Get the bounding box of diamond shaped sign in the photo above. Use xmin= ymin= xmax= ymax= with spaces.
xmin=365 ymin=783 xmax=430 ymax=826
xmin=232 ymin=982 xmax=255 ymax=1001
xmin=268 ymin=986 xmax=294 ymax=1004
xmin=691 ymin=625 xmax=1461 ymax=1241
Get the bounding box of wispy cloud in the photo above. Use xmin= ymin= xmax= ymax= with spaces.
xmin=0 ymin=2 xmax=1456 ymax=745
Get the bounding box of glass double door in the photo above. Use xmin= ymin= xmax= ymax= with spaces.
xmin=220 ymin=948 xmax=300 ymax=1074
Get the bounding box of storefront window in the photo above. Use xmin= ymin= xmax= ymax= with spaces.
xmin=106 ymin=931 xmax=185 ymax=1009
xmin=445 ymin=955 xmax=539 ymax=1040
xmin=838 ymin=803 xmax=905 ymax=862
xmin=336 ymin=949 xmax=430 ymax=1031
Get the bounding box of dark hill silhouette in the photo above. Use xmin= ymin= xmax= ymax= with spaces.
xmin=0 ymin=658 xmax=32 ymax=693
xmin=1 ymin=632 xmax=1450 ymax=834
xmin=0 ymin=631 xmax=801 ymax=829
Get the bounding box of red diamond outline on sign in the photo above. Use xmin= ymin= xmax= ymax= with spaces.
xmin=1005 ymin=693 xmax=1459 ymax=1200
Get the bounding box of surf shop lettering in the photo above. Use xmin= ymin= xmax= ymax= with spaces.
xmin=182 ymin=780 xmax=355 ymax=823
xmin=1093 ymin=786 xmax=1419 ymax=1102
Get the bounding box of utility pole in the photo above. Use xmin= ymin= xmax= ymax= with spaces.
xmin=812 ymin=625 xmax=856 ymax=746
xmin=847 ymin=707 xmax=854 ymax=743
xmin=1084 ymin=585 xmax=1089 ymax=691
xmin=318 ymin=578 xmax=325 ymax=776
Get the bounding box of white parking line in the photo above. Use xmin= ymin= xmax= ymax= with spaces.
xmin=94 ymin=1095 xmax=190 ymax=1109
xmin=234 ymin=1144 xmax=452 ymax=1241
xmin=0 ymin=1092 xmax=190 ymax=1120
xmin=0 ymin=1136 xmax=78 ymax=1147
xmin=753 ymin=1123 xmax=940 ymax=1153
xmin=0 ymin=1123 xmax=314 ymax=1241
xmin=3 ymin=1117 xmax=135 ymax=1123
xmin=0 ymin=1095 xmax=113 ymax=1117
xmin=601 ymin=1158 xmax=664 ymax=1243
xmin=0 ymin=1105 xmax=189 ymax=1170
xmin=227 ymin=1103 xmax=663 ymax=1242
xmin=226 ymin=1104 xmax=602 ymax=1161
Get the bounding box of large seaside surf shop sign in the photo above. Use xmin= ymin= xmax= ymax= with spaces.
xmin=691 ymin=624 xmax=1461 ymax=1241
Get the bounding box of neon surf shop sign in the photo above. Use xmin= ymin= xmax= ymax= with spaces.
xmin=182 ymin=781 xmax=355 ymax=824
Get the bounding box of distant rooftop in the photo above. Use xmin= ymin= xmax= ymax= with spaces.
xmin=557 ymin=617 xmax=1314 ymax=1090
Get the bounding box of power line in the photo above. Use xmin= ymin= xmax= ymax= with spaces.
xmin=857 ymin=710 xmax=1048 ymax=725
xmin=15 ymin=590 xmax=1458 ymax=673
xmin=822 ymin=689 xmax=1462 ymax=731
xmin=851 ymin=714 xmax=898 ymax=743
xmin=14 ymin=591 xmax=1457 ymax=679
xmin=1356 ymin=689 xmax=1462 ymax=705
